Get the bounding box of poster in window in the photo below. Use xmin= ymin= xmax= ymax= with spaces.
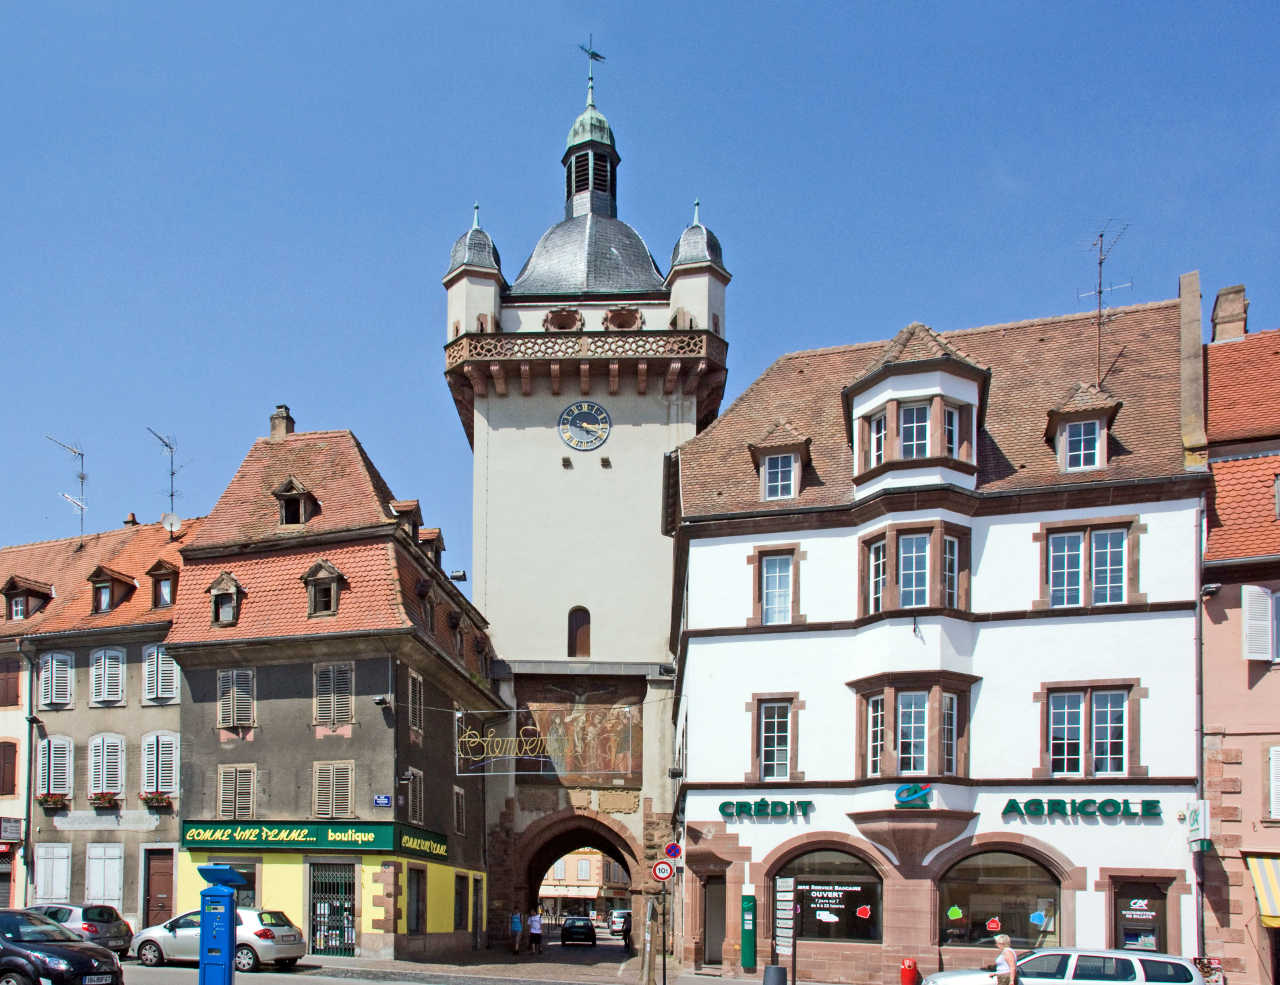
xmin=795 ymin=880 xmax=880 ymax=941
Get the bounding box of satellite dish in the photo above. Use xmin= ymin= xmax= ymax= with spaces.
xmin=160 ymin=513 xmax=181 ymax=534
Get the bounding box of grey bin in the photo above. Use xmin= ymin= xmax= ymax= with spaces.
xmin=763 ymin=966 xmax=787 ymax=985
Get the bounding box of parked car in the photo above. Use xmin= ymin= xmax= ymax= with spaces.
xmin=609 ymin=909 xmax=631 ymax=936
xmin=560 ymin=915 xmax=597 ymax=946
xmin=923 ymin=949 xmax=1205 ymax=985
xmin=27 ymin=904 xmax=132 ymax=957
xmin=0 ymin=908 xmax=122 ymax=985
xmin=131 ymin=906 xmax=306 ymax=972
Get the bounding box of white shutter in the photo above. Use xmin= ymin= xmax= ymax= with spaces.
xmin=1242 ymin=586 xmax=1275 ymax=661
xmin=1270 ymin=746 xmax=1280 ymax=820
xmin=408 ymin=672 xmax=424 ymax=732
xmin=91 ymin=649 xmax=123 ymax=703
xmin=236 ymin=767 xmax=253 ymax=818
xmin=104 ymin=737 xmax=123 ymax=793
xmin=314 ymin=763 xmax=333 ymax=817
xmin=157 ymin=734 xmax=178 ymax=794
xmin=41 ymin=653 xmax=72 ymax=707
xmin=333 ymin=665 xmax=353 ymax=723
xmin=158 ymin=647 xmax=178 ymax=699
xmin=91 ymin=650 xmax=104 ymax=702
xmin=85 ymin=843 xmax=124 ymax=907
xmin=144 ymin=646 xmax=159 ymax=699
xmin=217 ymin=671 xmax=233 ymax=726
xmin=90 ymin=737 xmax=104 ymax=793
xmin=218 ymin=767 xmax=237 ymax=817
xmin=143 ymin=736 xmax=157 ymax=791
xmin=39 ymin=657 xmax=53 ymax=707
xmin=35 ymin=844 xmax=71 ymax=903
xmin=42 ymin=737 xmax=72 ymax=796
xmin=218 ymin=669 xmax=254 ymax=727
xmin=316 ymin=665 xmax=333 ymax=723
xmin=333 ymin=763 xmax=352 ymax=817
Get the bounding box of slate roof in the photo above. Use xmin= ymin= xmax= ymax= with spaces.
xmin=1205 ymin=453 xmax=1280 ymax=562
xmin=447 ymin=227 xmax=502 ymax=277
xmin=1205 ymin=328 xmax=1280 ymax=443
xmin=186 ymin=430 xmax=400 ymax=552
xmin=669 ymin=223 xmax=725 ymax=273
xmin=678 ymin=298 xmax=1188 ymax=518
xmin=507 ymin=214 xmax=666 ymax=297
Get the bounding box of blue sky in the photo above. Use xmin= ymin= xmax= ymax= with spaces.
xmin=3 ymin=1 xmax=1277 ymax=581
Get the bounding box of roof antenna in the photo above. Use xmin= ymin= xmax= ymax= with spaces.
xmin=472 ymin=202 xmax=480 ymax=230
xmin=693 ymin=199 xmax=701 ymax=225
xmin=45 ymin=435 xmax=86 ymax=549
xmin=1077 ymin=223 xmax=1132 ymax=384
xmin=578 ymin=35 xmax=605 ymax=107
xmin=147 ymin=427 xmax=180 ymax=539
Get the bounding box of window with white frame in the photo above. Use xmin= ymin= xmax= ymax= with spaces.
xmin=867 ymin=695 xmax=884 ymax=777
xmin=943 ymin=536 xmax=959 ymax=608
xmin=143 ymin=645 xmax=178 ymax=701
xmin=141 ymin=732 xmax=179 ymax=794
xmin=39 ymin=652 xmax=73 ymax=707
xmin=899 ymin=534 xmax=929 ymax=608
xmin=1049 ymin=692 xmax=1084 ymax=775
xmin=897 ymin=692 xmax=927 ymax=774
xmin=37 ymin=736 xmax=73 ymax=796
xmin=313 ymin=761 xmax=354 ymax=818
xmin=88 ymin=734 xmax=124 ymax=795
xmin=944 ymin=406 xmax=959 ymax=458
xmin=408 ymin=670 xmax=425 ymax=732
xmin=942 ymin=693 xmax=958 ymax=775
xmin=1049 ymin=528 xmax=1129 ymax=607
xmin=1241 ymin=586 xmax=1278 ymax=661
xmin=1092 ymin=690 xmax=1127 ymax=775
xmin=92 ymin=583 xmax=112 ymax=613
xmin=90 ymin=648 xmax=125 ymax=704
xmin=315 ymin=662 xmax=354 ymax=726
xmin=1065 ymin=420 xmax=1100 ymax=470
xmin=216 ymin=669 xmax=255 ymax=728
xmin=1048 ymin=532 xmax=1084 ymax=607
xmin=153 ymin=575 xmax=175 ymax=608
xmin=869 ymin=541 xmax=886 ymax=614
xmin=761 ymin=554 xmax=792 ymax=626
xmin=1091 ymin=529 xmax=1126 ymax=604
xmin=869 ymin=414 xmax=887 ymax=466
xmin=9 ymin=596 xmax=24 ymax=620
xmin=760 ymin=700 xmax=791 ymax=780
xmin=900 ymin=404 xmax=930 ymax=459
xmin=406 ymin=767 xmax=424 ymax=824
xmin=553 ymin=859 xmax=566 ymax=880
xmin=578 ymin=858 xmax=591 ymax=880
xmin=764 ymin=454 xmax=795 ymax=500
xmin=217 ymin=764 xmax=255 ymax=819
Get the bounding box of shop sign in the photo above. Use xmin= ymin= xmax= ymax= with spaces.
xmin=0 ymin=818 xmax=22 ymax=842
xmin=895 ymin=783 xmax=932 ymax=809
xmin=396 ymin=824 xmax=449 ymax=860
xmin=719 ymin=799 xmax=815 ymax=819
xmin=182 ymin=820 xmax=448 ymax=859
xmin=1001 ymin=798 xmax=1161 ymax=820
xmin=1186 ymin=800 xmax=1211 ymax=852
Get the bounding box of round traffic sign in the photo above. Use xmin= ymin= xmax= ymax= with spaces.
xmin=664 ymin=842 xmax=682 ymax=859
xmin=652 ymin=859 xmax=675 ymax=881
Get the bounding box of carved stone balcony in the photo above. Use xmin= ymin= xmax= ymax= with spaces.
xmin=444 ymin=330 xmax=729 ymax=444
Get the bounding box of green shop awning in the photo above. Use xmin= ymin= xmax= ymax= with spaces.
xmin=182 ymin=820 xmax=447 ymax=862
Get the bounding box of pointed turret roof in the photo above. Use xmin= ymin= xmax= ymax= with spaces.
xmin=864 ymin=322 xmax=988 ymax=378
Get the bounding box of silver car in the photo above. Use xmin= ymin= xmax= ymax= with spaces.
xmin=923 ymin=949 xmax=1206 ymax=985
xmin=132 ymin=907 xmax=306 ymax=972
xmin=27 ymin=903 xmax=133 ymax=957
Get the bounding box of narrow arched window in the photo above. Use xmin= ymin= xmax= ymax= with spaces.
xmin=568 ymin=607 xmax=590 ymax=659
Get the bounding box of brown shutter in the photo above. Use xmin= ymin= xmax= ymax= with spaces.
xmin=568 ymin=608 xmax=591 ymax=659
xmin=0 ymin=660 xmax=18 ymax=707
xmin=0 ymin=742 xmax=15 ymax=796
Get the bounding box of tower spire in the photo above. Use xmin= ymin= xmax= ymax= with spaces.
xmin=472 ymin=202 xmax=480 ymax=229
xmin=578 ymin=35 xmax=605 ymax=108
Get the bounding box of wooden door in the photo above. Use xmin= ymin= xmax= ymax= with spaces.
xmin=144 ymin=850 xmax=174 ymax=928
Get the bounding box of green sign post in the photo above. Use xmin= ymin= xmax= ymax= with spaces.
xmin=741 ymin=892 xmax=757 ymax=972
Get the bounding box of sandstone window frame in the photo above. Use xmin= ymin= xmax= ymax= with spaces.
xmin=859 ymin=521 xmax=971 ymax=618
xmin=745 ymin=691 xmax=805 ymax=783
xmin=746 ymin=543 xmax=806 ymax=628
xmin=1031 ymin=516 xmax=1147 ymax=611
xmin=854 ymin=395 xmax=976 ymax=480
xmin=850 ymin=670 xmax=977 ymax=780
xmin=1031 ymin=678 xmax=1149 ymax=780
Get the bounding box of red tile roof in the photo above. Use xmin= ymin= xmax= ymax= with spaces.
xmin=186 ymin=430 xmax=400 ymax=552
xmin=1205 ymin=329 xmax=1280 ymax=444
xmin=1205 ymin=453 xmax=1280 ymax=562
xmin=861 ymin=321 xmax=987 ymax=379
xmin=679 ymin=299 xmax=1189 ymax=518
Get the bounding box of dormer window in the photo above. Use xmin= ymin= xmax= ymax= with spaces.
xmin=748 ymin=423 xmax=812 ymax=503
xmin=93 ymin=584 xmax=111 ymax=613
xmin=86 ymin=565 xmax=133 ymax=614
xmin=9 ymin=597 xmax=23 ymax=620
xmin=301 ymin=560 xmax=344 ymax=618
xmin=899 ymin=404 xmax=930 ymax=459
xmin=207 ymin=572 xmax=243 ymax=627
xmin=2 ymin=576 xmax=52 ymax=621
xmin=1065 ymin=420 xmax=1100 ymax=470
xmin=869 ymin=414 xmax=887 ymax=466
xmin=764 ymin=455 xmax=795 ymax=500
xmin=146 ymin=560 xmax=178 ymax=609
xmin=944 ymin=406 xmax=960 ymax=458
xmin=1046 ymin=383 xmax=1120 ymax=473
xmin=272 ymin=477 xmax=317 ymax=526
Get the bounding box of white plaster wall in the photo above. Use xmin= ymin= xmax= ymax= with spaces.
xmin=855 ymin=465 xmax=978 ymax=497
xmin=668 ymin=271 xmax=727 ymax=335
xmin=473 ymin=377 xmax=694 ymax=663
xmin=498 ymin=300 xmax=672 ymax=334
xmin=850 ymin=372 xmax=981 ymax=421
xmin=445 ymin=275 xmax=501 ymax=341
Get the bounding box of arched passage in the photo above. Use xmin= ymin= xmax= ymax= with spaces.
xmin=512 ymin=806 xmax=646 ymax=913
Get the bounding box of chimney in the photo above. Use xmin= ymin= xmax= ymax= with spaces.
xmin=1211 ymin=285 xmax=1248 ymax=341
xmin=269 ymin=404 xmax=295 ymax=440
xmin=123 ymin=512 xmax=139 ymax=526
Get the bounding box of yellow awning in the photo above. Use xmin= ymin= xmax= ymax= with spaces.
xmin=1246 ymin=856 xmax=1280 ymax=929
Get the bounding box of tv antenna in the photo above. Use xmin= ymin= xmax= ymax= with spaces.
xmin=45 ymin=435 xmax=87 ymax=548
xmin=1077 ymin=223 xmax=1132 ymax=384
xmin=146 ymin=427 xmax=180 ymax=537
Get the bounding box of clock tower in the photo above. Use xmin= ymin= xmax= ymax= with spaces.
xmin=442 ymin=76 xmax=730 ymax=920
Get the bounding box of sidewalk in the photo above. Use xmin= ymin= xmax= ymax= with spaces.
xmin=304 ymin=948 xmax=649 ymax=984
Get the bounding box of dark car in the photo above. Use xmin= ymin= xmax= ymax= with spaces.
xmin=27 ymin=903 xmax=132 ymax=957
xmin=560 ymin=915 xmax=597 ymax=946
xmin=0 ymin=908 xmax=122 ymax=985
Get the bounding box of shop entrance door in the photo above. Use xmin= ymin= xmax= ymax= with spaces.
xmin=1113 ymin=881 xmax=1166 ymax=952
xmin=704 ymin=876 xmax=725 ymax=965
xmin=143 ymin=850 xmax=173 ymax=929
xmin=310 ymin=863 xmax=356 ymax=956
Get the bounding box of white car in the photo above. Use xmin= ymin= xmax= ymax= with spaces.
xmin=132 ymin=907 xmax=306 ymax=972
xmin=924 ymin=949 xmax=1205 ymax=985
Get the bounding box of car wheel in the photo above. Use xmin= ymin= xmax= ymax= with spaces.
xmin=277 ymin=958 xmax=299 ymax=970
xmin=138 ymin=940 xmax=164 ymax=967
xmin=235 ymin=943 xmax=260 ymax=972
xmin=0 ymin=971 xmax=33 ymax=985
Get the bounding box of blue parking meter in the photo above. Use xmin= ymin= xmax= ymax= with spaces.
xmin=198 ymin=864 xmax=245 ymax=985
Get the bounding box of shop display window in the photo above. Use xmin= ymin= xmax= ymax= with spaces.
xmin=774 ymin=850 xmax=881 ymax=942
xmin=938 ymin=851 xmax=1060 ymax=947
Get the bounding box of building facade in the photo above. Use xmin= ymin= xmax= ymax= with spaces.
xmin=1200 ymin=289 xmax=1280 ymax=984
xmin=537 ymin=847 xmax=631 ymax=920
xmin=668 ymin=277 xmax=1213 ymax=982
xmin=167 ymin=406 xmax=502 ymax=961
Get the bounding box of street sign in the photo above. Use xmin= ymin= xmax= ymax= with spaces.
xmin=664 ymin=841 xmax=682 ymax=859
xmin=652 ymin=859 xmax=675 ymax=881
xmin=373 ymin=794 xmax=391 ymax=808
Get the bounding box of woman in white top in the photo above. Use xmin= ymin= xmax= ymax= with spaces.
xmin=993 ymin=933 xmax=1017 ymax=985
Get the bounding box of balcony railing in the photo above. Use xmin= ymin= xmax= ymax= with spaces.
xmin=445 ymin=330 xmax=727 ymax=371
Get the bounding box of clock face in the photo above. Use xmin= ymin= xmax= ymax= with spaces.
xmin=558 ymin=401 xmax=612 ymax=451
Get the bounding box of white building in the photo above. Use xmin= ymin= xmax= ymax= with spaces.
xmin=668 ymin=276 xmax=1212 ymax=982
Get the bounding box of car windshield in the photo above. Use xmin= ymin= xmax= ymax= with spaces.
xmin=566 ymin=917 xmax=589 ymax=925
xmin=0 ymin=911 xmax=82 ymax=942
xmin=83 ymin=906 xmax=121 ymax=923
xmin=257 ymin=911 xmax=293 ymax=927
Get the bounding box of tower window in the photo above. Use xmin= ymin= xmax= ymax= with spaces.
xmin=592 ymin=153 xmax=610 ymax=193
xmin=568 ymin=607 xmax=591 ymax=659
xmin=573 ymin=153 xmax=590 ymax=194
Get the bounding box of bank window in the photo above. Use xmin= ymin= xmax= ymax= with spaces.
xmin=868 ymin=541 xmax=886 ymax=613
xmin=938 ymin=851 xmax=1060 ymax=947
xmin=897 ymin=692 xmax=927 ymax=774
xmin=1066 ymin=420 xmax=1100 ymax=470
xmin=867 ymin=695 xmax=884 ymax=777
xmin=761 ymin=701 xmax=791 ymax=780
xmin=407 ymin=869 xmax=426 ymax=933
xmin=761 ymin=554 xmax=792 ymax=625
xmin=313 ymin=761 xmax=354 ymax=819
xmin=406 ymin=767 xmax=424 ymax=825
xmin=775 ymin=850 xmax=882 ymax=942
xmin=899 ymin=535 xmax=928 ymax=608
xmin=1049 ymin=692 xmax=1083 ymax=775
xmin=942 ymin=693 xmax=958 ymax=775
xmin=1092 ymin=690 xmax=1127 ymax=775
xmin=900 ymin=404 xmax=929 ymax=459
xmin=869 ymin=414 xmax=886 ymax=466
xmin=944 ymin=406 xmax=960 ymax=458
xmin=764 ymin=454 xmax=795 ymax=500
xmin=943 ymin=537 xmax=959 ymax=608
xmin=217 ymin=764 xmax=255 ymax=819
xmin=217 ymin=669 xmax=255 ymax=728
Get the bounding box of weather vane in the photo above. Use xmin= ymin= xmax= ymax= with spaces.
xmin=579 ymin=35 xmax=605 ymax=105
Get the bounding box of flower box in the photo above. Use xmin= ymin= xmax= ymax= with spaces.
xmin=88 ymin=792 xmax=120 ymax=810
xmin=139 ymin=792 xmax=173 ymax=809
xmin=36 ymin=793 xmax=69 ymax=810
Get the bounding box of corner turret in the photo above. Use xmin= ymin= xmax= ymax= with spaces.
xmin=665 ymin=201 xmax=731 ymax=337
xmin=443 ymin=204 xmax=505 ymax=341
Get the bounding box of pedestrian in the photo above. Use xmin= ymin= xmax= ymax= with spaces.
xmin=992 ymin=933 xmax=1017 ymax=985
xmin=510 ymin=909 xmax=523 ymax=956
xmin=621 ymin=911 xmax=633 ymax=956
xmin=529 ymin=910 xmax=543 ymax=954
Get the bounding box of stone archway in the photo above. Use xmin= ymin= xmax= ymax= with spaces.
xmin=512 ymin=806 xmax=647 ymax=914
